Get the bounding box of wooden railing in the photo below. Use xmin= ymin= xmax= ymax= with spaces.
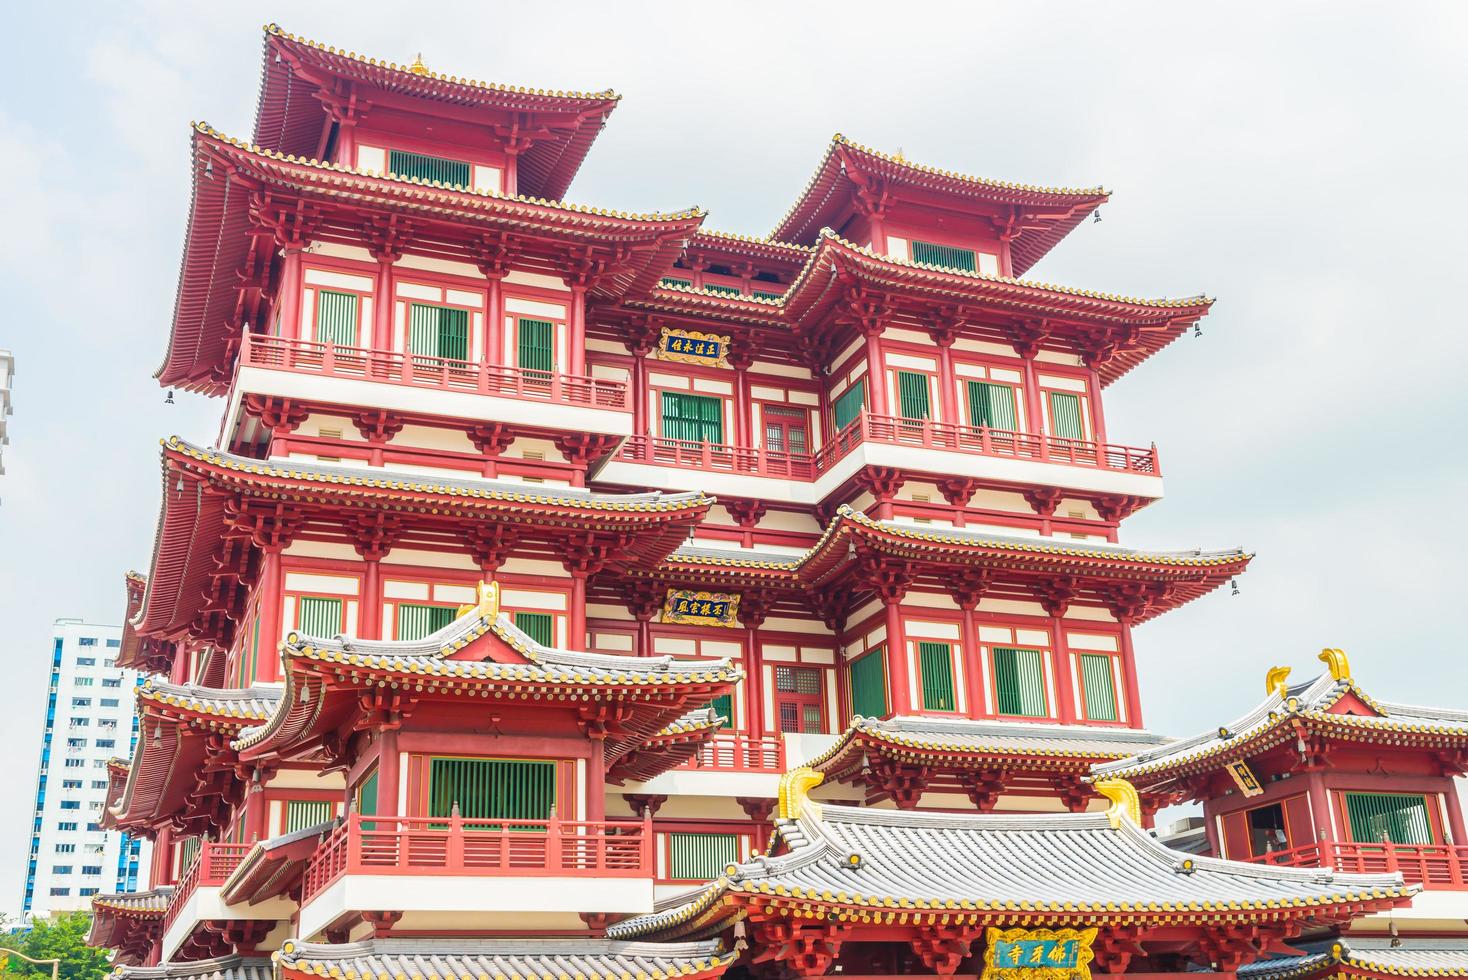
xmin=678 ymin=733 xmax=786 ymax=773
xmin=1244 ymin=841 xmax=1468 ymax=888
xmin=240 ymin=335 xmax=629 ymax=410
xmin=160 ymin=842 xmax=252 ymax=934
xmin=302 ymin=813 xmax=654 ymax=902
xmin=616 ymin=413 xmax=1158 ymax=483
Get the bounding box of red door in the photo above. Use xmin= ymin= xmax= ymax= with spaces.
xmin=763 ymin=407 xmax=809 ymax=455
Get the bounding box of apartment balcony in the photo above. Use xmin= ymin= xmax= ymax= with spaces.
xmin=297 ymin=813 xmax=655 ymax=938
xmin=1245 ymin=841 xmax=1468 ymax=889
xmin=228 ymin=335 xmax=632 ymax=438
xmin=594 ymin=412 xmax=1163 ymax=505
xmin=159 ymin=842 xmax=293 ymax=959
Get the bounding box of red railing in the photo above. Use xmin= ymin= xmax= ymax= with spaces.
xmin=617 ymin=413 xmax=1158 ymax=483
xmin=678 ymin=733 xmax=786 ymax=773
xmin=1244 ymin=841 xmax=1468 ymax=888
xmin=240 ymin=335 xmax=629 ymax=410
xmin=618 ymin=436 xmax=817 ymax=480
xmin=302 ymin=813 xmax=654 ymax=903
xmin=160 ymin=842 xmax=252 ymax=934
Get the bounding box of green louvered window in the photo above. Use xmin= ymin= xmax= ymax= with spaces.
xmin=1048 ymin=391 xmax=1085 ymax=440
xmin=178 ymin=836 xmax=201 ymax=872
xmin=849 ymin=649 xmax=888 ymax=719
xmin=296 ymin=597 xmax=343 ymax=637
xmin=918 ymin=642 xmax=956 ymax=712
xmin=897 ymin=371 xmax=931 ymax=421
xmin=1079 ymin=653 xmax=1119 ymax=721
xmin=409 ymin=303 xmax=470 ymax=362
xmin=709 ymin=694 xmax=733 ymax=729
xmin=659 ymin=276 xmax=694 ymax=289
xmin=967 ymin=381 xmax=1019 ymax=431
xmin=285 ymin=800 xmax=333 ymax=833
xmin=668 ymin=832 xmax=741 ymax=880
xmin=513 ymin=612 xmax=555 ymax=647
xmin=517 ymin=318 xmax=556 ymax=374
xmin=388 ymin=149 xmax=471 ymax=187
xmin=396 ymin=604 xmax=458 ymax=641
xmin=428 ymin=758 xmax=558 ymax=822
xmin=911 ymin=240 xmax=977 ymax=272
xmin=314 ymin=290 xmax=360 ymax=347
xmin=832 ymin=380 xmax=867 ymax=431
xmin=703 ymin=282 xmax=743 ymax=297
xmin=751 ymin=289 xmax=784 ymax=301
xmin=993 ymin=647 xmax=1047 ymax=717
xmin=661 ymin=392 xmax=724 ymax=444
xmin=1344 ymin=793 xmax=1434 ymax=845
xmin=356 ymin=770 xmax=379 ymax=818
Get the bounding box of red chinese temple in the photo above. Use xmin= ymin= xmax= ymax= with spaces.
xmin=89 ymin=24 xmax=1468 ymax=980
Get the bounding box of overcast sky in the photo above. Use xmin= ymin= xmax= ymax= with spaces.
xmin=1 ymin=2 xmax=1465 ymax=914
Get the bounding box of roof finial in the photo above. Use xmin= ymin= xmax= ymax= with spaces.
xmin=1265 ymin=665 xmax=1292 ymax=698
xmin=474 ymin=581 xmax=500 ymax=621
xmin=1318 ymin=647 xmax=1351 ymax=682
xmin=1094 ymin=778 xmax=1142 ymax=829
xmin=409 ymin=52 xmax=429 ymax=75
xmin=893 ymin=146 xmax=906 ymax=164
xmin=777 ymin=767 xmax=823 ymax=820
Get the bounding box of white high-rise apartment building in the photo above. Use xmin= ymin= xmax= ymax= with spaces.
xmin=0 ymin=348 xmax=13 ymax=477
xmin=22 ymin=619 xmax=152 ymax=919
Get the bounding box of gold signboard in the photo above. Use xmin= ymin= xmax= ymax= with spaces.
xmin=981 ymin=927 xmax=1097 ymax=980
xmin=661 ymin=589 xmax=740 ymax=628
xmin=1226 ymin=759 xmax=1264 ymax=797
xmin=656 ymin=326 xmax=730 ymax=367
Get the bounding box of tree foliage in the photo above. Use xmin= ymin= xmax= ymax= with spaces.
xmin=0 ymin=912 xmax=112 ymax=980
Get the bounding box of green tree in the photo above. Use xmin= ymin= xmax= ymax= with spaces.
xmin=0 ymin=912 xmax=112 ymax=980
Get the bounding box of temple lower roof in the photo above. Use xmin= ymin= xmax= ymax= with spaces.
xmin=107 ymin=957 xmax=272 ymax=980
xmin=1091 ymin=652 xmax=1468 ymax=788
xmin=610 ymin=777 xmax=1412 ymax=941
xmin=813 ymin=715 xmax=1172 ymax=768
xmin=1239 ymin=939 xmax=1468 ymax=980
xmin=274 ymin=938 xmax=735 ymax=980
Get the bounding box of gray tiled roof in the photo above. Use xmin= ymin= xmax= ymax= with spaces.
xmin=864 ymin=515 xmax=1249 ymax=566
xmin=1092 ymin=670 xmax=1468 ymax=781
xmin=171 ymin=437 xmax=709 ymax=512
xmin=235 ymin=610 xmax=739 ymax=749
xmin=92 ymin=886 xmax=175 ymax=914
xmin=142 ymin=680 xmax=281 ymax=721
xmin=609 ymin=802 xmax=1410 ymax=939
xmin=107 ymin=957 xmax=272 ymax=980
xmin=814 ymin=715 xmax=1171 ymax=764
xmin=275 ymin=937 xmax=734 ymax=980
xmin=1239 ymin=938 xmax=1468 ymax=978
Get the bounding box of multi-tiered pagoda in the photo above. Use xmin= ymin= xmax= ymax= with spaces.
xmin=88 ymin=25 xmax=1468 ymax=980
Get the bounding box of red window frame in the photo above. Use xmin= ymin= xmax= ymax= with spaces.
xmin=773 ymin=664 xmax=825 ymax=734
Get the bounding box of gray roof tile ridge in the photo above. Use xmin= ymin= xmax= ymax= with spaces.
xmin=1367 ymin=698 xmax=1468 ymax=725
xmin=147 ymin=679 xmax=283 ymax=701
xmin=172 ymin=436 xmax=706 ymax=505
xmin=874 ymin=519 xmax=1248 ymax=561
xmin=295 ymin=936 xmax=725 ymax=956
xmin=1092 ymin=671 xmax=1342 ymax=775
xmin=816 ymin=801 xmax=1109 ymax=833
xmin=873 ymin=714 xmax=1171 ymax=743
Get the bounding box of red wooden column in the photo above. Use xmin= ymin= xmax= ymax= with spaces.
xmin=483 ymin=271 xmax=505 ymax=365
xmin=278 ymin=251 xmax=305 ymax=340
xmin=631 ymin=346 xmax=650 ymax=436
xmin=929 ymin=320 xmax=959 ymax=425
xmin=255 ymin=548 xmax=284 ymax=683
xmin=586 ymin=739 xmax=606 ymax=822
xmin=951 ymin=574 xmax=988 ymax=719
xmin=862 ymin=325 xmax=889 ymax=416
xmin=568 ymin=284 xmax=588 ymax=377
xmin=739 ymin=595 xmax=771 ymax=736
xmin=865 ymin=563 xmax=913 ymax=716
xmin=730 ymin=345 xmax=754 ymax=449
xmin=372 ymin=259 xmax=394 ymax=350
xmin=376 ymin=729 xmax=400 ymax=817
xmin=1049 ymin=615 xmax=1077 ymax=725
xmin=353 ymin=520 xmax=397 ymax=641
xmin=568 ymin=573 xmax=588 ymax=651
xmin=1115 ymin=618 xmax=1147 ymax=728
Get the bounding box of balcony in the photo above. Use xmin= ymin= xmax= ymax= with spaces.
xmin=298 ymin=813 xmax=655 ymax=936
xmin=596 ymin=412 xmax=1162 ymax=504
xmin=230 ymin=335 xmax=632 ymax=437
xmin=678 ymin=733 xmax=786 ymax=774
xmin=159 ymin=842 xmax=292 ymax=958
xmin=1244 ymin=841 xmax=1468 ymax=889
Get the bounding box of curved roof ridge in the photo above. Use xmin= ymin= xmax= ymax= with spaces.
xmin=264 ymin=24 xmax=621 ymax=102
xmin=195 ymin=122 xmax=702 ymax=222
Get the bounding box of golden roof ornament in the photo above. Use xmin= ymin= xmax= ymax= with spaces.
xmin=409 ymin=52 xmax=429 ymax=76
xmin=777 ymin=767 xmax=824 ymax=820
xmin=473 ymin=581 xmax=500 ymax=621
xmin=1318 ymin=647 xmax=1351 ymax=682
xmin=1094 ymin=777 xmax=1142 ymax=829
xmin=1265 ymin=665 xmax=1292 ymax=698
